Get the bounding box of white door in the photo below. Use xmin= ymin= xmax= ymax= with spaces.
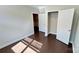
xmin=39 ymin=14 xmax=46 ymax=32
xmin=57 ymin=8 xmax=74 ymax=45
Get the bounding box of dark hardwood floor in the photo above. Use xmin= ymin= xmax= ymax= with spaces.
xmin=0 ymin=31 xmax=72 ymax=53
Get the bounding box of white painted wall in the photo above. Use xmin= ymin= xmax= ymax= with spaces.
xmin=73 ymin=15 xmax=79 ymax=53
xmin=0 ymin=5 xmax=39 ymax=49
xmin=48 ymin=12 xmax=58 ymax=34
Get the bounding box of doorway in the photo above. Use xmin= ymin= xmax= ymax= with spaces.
xmin=48 ymin=11 xmax=58 ymax=35
xmin=33 ymin=14 xmax=39 ymax=33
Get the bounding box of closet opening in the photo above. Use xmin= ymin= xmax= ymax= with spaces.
xmin=48 ymin=11 xmax=58 ymax=39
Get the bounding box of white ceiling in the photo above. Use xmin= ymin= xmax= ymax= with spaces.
xmin=30 ymin=5 xmax=47 ymax=9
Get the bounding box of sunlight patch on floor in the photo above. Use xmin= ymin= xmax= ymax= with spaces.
xmin=23 ymin=47 xmax=37 ymax=53
xmin=11 ymin=38 xmax=43 ymax=53
xmin=30 ymin=45 xmax=40 ymax=52
xmin=31 ymin=40 xmax=43 ymax=49
xmin=11 ymin=42 xmax=27 ymax=53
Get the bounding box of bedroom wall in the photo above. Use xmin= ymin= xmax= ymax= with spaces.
xmin=73 ymin=15 xmax=79 ymax=53
xmin=0 ymin=5 xmax=39 ymax=48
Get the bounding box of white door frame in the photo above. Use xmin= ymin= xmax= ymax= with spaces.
xmin=45 ymin=10 xmax=59 ymax=36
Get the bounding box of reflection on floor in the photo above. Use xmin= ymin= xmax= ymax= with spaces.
xmin=11 ymin=38 xmax=43 ymax=53
xmin=0 ymin=31 xmax=72 ymax=53
xmin=11 ymin=42 xmax=27 ymax=53
xmin=23 ymin=47 xmax=37 ymax=53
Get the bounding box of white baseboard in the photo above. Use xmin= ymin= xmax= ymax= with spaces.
xmin=72 ymin=44 xmax=75 ymax=53
xmin=48 ymin=32 xmax=57 ymax=35
xmin=69 ymin=40 xmax=73 ymax=44
xmin=45 ymin=33 xmax=48 ymax=37
xmin=44 ymin=32 xmax=57 ymax=37
xmin=39 ymin=27 xmax=45 ymax=33
xmin=0 ymin=32 xmax=34 ymax=49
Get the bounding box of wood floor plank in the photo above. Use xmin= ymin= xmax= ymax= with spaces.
xmin=0 ymin=31 xmax=72 ymax=53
